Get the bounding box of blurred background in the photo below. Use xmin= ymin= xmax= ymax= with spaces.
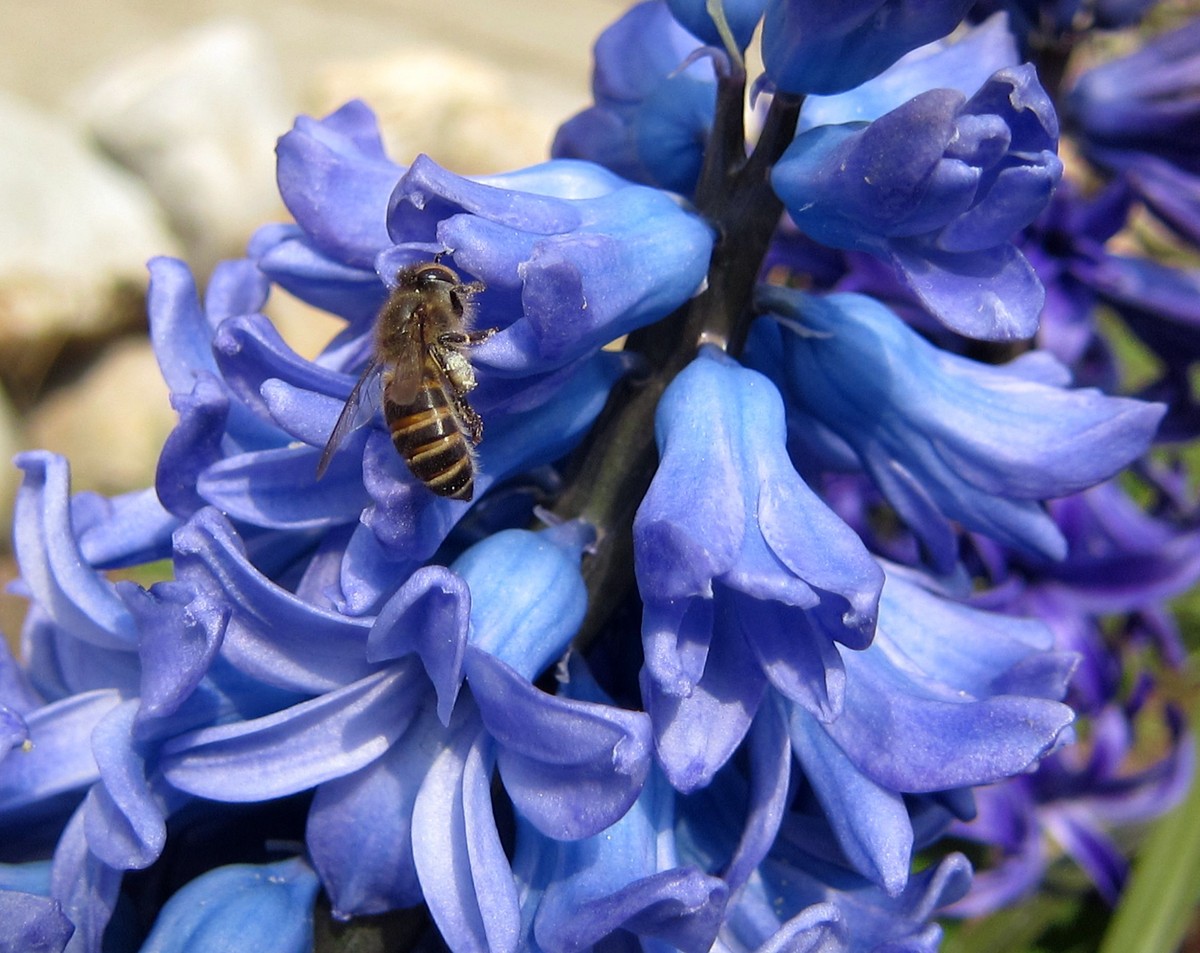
xmin=0 ymin=0 xmax=624 ymax=637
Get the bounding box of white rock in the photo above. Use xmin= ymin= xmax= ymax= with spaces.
xmin=311 ymin=46 xmax=561 ymax=175
xmin=0 ymin=89 xmax=178 ymax=395
xmin=70 ymin=19 xmax=294 ymax=275
xmin=25 ymin=338 xmax=174 ymax=497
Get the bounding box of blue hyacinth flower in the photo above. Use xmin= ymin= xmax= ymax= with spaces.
xmin=773 ymin=65 xmax=1063 ymax=339
xmin=762 ymin=0 xmax=976 ymax=95
xmin=634 ymin=346 xmax=884 ymax=792
xmin=783 ymin=564 xmax=1076 ymax=891
xmin=752 ymin=287 xmax=1164 ymax=573
xmin=145 ymin=524 xmax=650 ymax=951
xmin=553 ymin=1 xmax=716 ymax=197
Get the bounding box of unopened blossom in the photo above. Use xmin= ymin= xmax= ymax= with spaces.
xmin=137 ymin=857 xmax=319 ymax=953
xmin=553 ymin=1 xmax=715 ymax=197
xmin=762 ymin=0 xmax=976 ymax=95
xmin=773 ymin=65 xmax=1062 ymax=339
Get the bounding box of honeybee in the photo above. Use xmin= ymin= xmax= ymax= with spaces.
xmin=316 ymin=259 xmax=496 ymax=500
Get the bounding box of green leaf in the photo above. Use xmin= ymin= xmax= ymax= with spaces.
xmin=1098 ymin=703 xmax=1200 ymax=953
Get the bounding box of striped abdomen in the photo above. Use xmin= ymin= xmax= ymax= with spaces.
xmin=385 ymin=369 xmax=475 ymax=501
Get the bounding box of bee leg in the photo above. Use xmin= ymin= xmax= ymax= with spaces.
xmin=438 ymin=327 xmax=496 ymax=349
xmin=454 ymin=395 xmax=485 ymax=444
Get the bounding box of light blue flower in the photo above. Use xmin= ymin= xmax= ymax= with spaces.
xmin=634 ymin=346 xmax=883 ymax=791
xmin=137 ymin=857 xmax=319 ymax=953
xmin=753 ymin=287 xmax=1164 ymax=572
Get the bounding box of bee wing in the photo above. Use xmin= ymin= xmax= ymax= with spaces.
xmin=386 ymin=318 xmax=425 ymax=407
xmin=316 ymin=358 xmax=385 ymax=479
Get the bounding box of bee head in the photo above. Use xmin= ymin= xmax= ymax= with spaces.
xmin=398 ymin=261 xmax=459 ymax=291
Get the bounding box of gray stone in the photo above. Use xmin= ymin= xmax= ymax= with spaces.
xmin=0 ymin=89 xmax=179 ymax=402
xmin=69 ymin=19 xmax=295 ymax=275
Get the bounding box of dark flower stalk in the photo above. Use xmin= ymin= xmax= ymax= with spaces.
xmin=553 ymin=62 xmax=801 ymax=650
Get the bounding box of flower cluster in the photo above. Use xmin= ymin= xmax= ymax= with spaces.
xmin=2 ymin=2 xmax=1196 ymax=952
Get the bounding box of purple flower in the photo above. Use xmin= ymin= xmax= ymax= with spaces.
xmin=784 ymin=564 xmax=1076 ymax=891
xmin=634 ymin=346 xmax=884 ymax=792
xmin=772 ymin=65 xmax=1062 ymax=339
xmin=753 ymin=287 xmax=1164 ymax=573
xmin=762 ymin=0 xmax=975 ymax=95
xmin=949 ymin=703 xmax=1193 ymax=915
xmin=553 ymin=1 xmax=716 ymax=196
xmin=1066 ymin=19 xmax=1200 ymax=244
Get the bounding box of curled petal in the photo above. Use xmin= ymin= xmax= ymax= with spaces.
xmin=641 ymin=597 xmax=768 ymax=793
xmin=822 ymin=571 xmax=1076 ymax=795
xmin=467 ymin=647 xmax=651 ymax=839
xmin=275 ymin=100 xmax=404 ymax=268
xmin=83 ymin=701 xmax=165 ymax=870
xmin=13 ymin=453 xmax=138 ymax=652
xmin=147 ymin=256 xmax=221 ymax=393
xmin=369 ymin=566 xmax=471 ymax=724
xmin=788 ymin=704 xmax=913 ymax=894
xmin=0 ymin=691 xmax=122 ymax=815
xmin=75 ymin=489 xmax=178 ymax=570
xmin=119 ymin=580 xmax=225 ymax=727
xmin=172 ymin=509 xmax=372 ymax=693
xmin=157 ymin=374 xmax=234 ymax=520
